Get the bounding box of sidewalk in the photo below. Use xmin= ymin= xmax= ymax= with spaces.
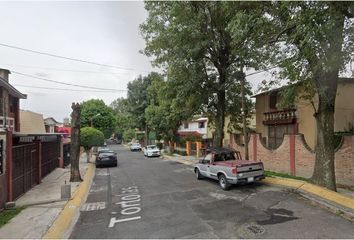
xmin=163 ymin=153 xmax=354 ymax=221
xmin=0 ymin=154 xmax=92 ymax=239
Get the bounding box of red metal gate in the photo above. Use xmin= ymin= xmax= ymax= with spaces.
xmin=12 ymin=143 xmax=39 ymax=200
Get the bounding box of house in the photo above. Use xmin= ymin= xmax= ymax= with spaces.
xmin=178 ymin=117 xmax=210 ymax=140
xmin=20 ymin=110 xmax=46 ymax=134
xmin=253 ymin=78 xmax=354 ymax=150
xmin=44 ymin=117 xmax=60 ymax=133
xmin=0 ymin=69 xmax=64 ymax=210
xmin=0 ymin=69 xmax=26 ymax=132
xmin=177 ymin=114 xmax=256 ymax=155
xmin=0 ymin=68 xmax=27 ymax=209
xmin=228 ymin=78 xmax=354 ymax=187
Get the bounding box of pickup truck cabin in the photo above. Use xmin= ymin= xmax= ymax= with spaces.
xmin=194 ymin=148 xmax=265 ymax=190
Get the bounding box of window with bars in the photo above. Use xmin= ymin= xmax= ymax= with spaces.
xmin=268 ymin=124 xmax=295 ymax=149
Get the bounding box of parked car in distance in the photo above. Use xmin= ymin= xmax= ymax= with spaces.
xmin=130 ymin=142 xmax=142 ymax=151
xmin=144 ymin=145 xmax=160 ymax=157
xmin=194 ymin=148 xmax=265 ymax=190
xmin=96 ymin=151 xmax=118 ymax=167
xmin=97 ymin=147 xmax=111 ymax=155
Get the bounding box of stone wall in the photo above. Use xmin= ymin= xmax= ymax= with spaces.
xmin=230 ymin=133 xmax=354 ymax=188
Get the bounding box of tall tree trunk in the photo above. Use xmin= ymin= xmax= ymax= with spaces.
xmin=213 ymin=70 xmax=226 ymax=148
xmin=311 ymin=75 xmax=337 ymax=191
xmin=144 ymin=124 xmax=148 ymax=146
xmin=85 ymin=149 xmax=90 ymax=163
xmin=70 ymin=102 xmax=82 ymax=182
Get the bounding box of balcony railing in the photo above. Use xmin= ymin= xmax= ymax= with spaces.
xmin=263 ymin=109 xmax=297 ymax=125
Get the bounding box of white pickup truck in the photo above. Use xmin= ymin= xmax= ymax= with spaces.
xmin=194 ymin=148 xmax=265 ymax=190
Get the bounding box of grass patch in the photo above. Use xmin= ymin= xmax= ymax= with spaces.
xmin=0 ymin=207 xmax=25 ymax=228
xmin=265 ymin=170 xmax=309 ymax=182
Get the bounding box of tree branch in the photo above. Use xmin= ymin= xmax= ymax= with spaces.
xmin=269 ymin=24 xmax=296 ymax=44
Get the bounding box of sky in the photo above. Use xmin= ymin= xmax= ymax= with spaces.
xmin=0 ymin=1 xmax=276 ymax=122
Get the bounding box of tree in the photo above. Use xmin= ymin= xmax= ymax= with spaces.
xmin=126 ymin=72 xmax=160 ymax=145
xmin=141 ymin=2 xmax=244 ymax=147
xmin=110 ymin=97 xmax=135 ymax=141
xmin=80 ymin=99 xmax=116 ymax=138
xmin=80 ymin=127 xmax=104 ymax=163
xmin=265 ymin=2 xmax=354 ymax=190
xmin=70 ymin=103 xmax=82 ymax=182
xmin=145 ymin=72 xmax=194 ymax=151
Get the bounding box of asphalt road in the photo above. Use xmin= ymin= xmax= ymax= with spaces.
xmin=70 ymin=144 xmax=354 ymax=239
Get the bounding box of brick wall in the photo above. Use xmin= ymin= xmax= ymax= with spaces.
xmin=230 ymin=133 xmax=354 ymax=188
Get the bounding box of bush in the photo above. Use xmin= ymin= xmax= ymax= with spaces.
xmin=80 ymin=127 xmax=105 ymax=150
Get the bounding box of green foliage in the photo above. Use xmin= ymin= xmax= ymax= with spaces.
xmin=123 ymin=129 xmax=135 ymax=142
xmin=0 ymin=207 xmax=25 ymax=228
xmin=141 ymin=2 xmax=267 ymax=146
xmin=80 ymin=127 xmax=104 ymax=150
xmin=126 ymin=73 xmax=158 ymax=130
xmin=144 ymin=72 xmax=190 ymax=143
xmin=80 ymin=99 xmax=116 ymax=138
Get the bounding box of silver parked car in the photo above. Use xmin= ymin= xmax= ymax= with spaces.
xmin=130 ymin=142 xmax=142 ymax=151
xmin=144 ymin=145 xmax=160 ymax=157
xmin=194 ymin=148 xmax=265 ymax=190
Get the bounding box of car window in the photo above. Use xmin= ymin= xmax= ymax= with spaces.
xmin=214 ymin=154 xmax=224 ymax=162
xmin=203 ymin=153 xmax=212 ymax=163
xmin=224 ymin=152 xmax=236 ymax=161
xmin=99 ymin=152 xmax=115 ymax=157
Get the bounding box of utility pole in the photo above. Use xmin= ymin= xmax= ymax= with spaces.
xmin=240 ymin=67 xmax=249 ymax=160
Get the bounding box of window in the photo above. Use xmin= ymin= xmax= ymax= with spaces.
xmin=202 ymin=153 xmax=212 ymax=164
xmin=0 ymin=139 xmax=3 ymax=175
xmin=268 ymin=124 xmax=295 ymax=149
xmin=198 ymin=122 xmax=205 ymax=128
xmin=269 ymin=93 xmax=277 ymax=109
xmin=184 ymin=122 xmax=188 ymax=129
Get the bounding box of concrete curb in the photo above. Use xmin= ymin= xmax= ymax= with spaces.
xmin=264 ymin=177 xmax=354 ymax=213
xmin=42 ymin=163 xmax=96 ymax=239
xmin=163 ymin=154 xmax=354 ymax=215
xmin=162 ymin=154 xmax=197 ymax=166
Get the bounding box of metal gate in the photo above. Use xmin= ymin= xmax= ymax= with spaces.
xmin=63 ymin=143 xmax=70 ymax=166
xmin=41 ymin=141 xmax=59 ymax=177
xmin=12 ymin=143 xmax=39 ymax=200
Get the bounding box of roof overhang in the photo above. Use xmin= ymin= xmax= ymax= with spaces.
xmin=0 ymin=77 xmax=27 ymax=99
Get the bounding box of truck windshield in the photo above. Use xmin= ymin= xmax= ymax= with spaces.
xmin=214 ymin=152 xmax=236 ymax=161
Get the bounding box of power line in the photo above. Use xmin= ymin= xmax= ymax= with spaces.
xmin=245 ymin=65 xmax=278 ymax=77
xmin=14 ymin=84 xmax=127 ymax=93
xmin=0 ymin=63 xmax=132 ymax=75
xmin=0 ymin=42 xmax=150 ymax=72
xmin=12 ymin=71 xmax=126 ymax=91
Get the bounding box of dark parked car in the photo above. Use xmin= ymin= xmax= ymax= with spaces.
xmin=96 ymin=151 xmax=118 ymax=167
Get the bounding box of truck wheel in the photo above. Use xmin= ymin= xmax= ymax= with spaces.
xmin=218 ymin=174 xmax=230 ymax=191
xmin=195 ymin=168 xmax=203 ymax=180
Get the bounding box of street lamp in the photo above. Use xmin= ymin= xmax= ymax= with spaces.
xmin=90 ymin=113 xmax=101 ymax=127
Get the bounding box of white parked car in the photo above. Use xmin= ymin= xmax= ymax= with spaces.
xmin=130 ymin=143 xmax=142 ymax=151
xmin=144 ymin=145 xmax=160 ymax=157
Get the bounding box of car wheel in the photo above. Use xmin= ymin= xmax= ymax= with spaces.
xmin=218 ymin=174 xmax=230 ymax=191
xmin=195 ymin=168 xmax=203 ymax=180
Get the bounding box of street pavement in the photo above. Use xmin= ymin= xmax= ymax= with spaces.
xmin=70 ymin=144 xmax=354 ymax=239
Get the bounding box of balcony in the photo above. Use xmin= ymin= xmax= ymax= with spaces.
xmin=263 ymin=109 xmax=297 ymax=125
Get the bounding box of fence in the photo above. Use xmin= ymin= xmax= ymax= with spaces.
xmin=230 ymin=133 xmax=354 ymax=188
xmin=12 ymin=143 xmax=39 ymax=200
